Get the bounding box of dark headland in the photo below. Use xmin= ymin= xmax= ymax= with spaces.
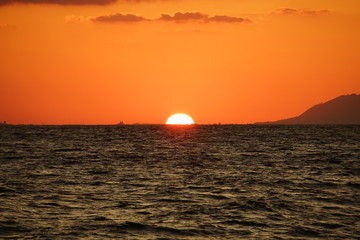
xmin=257 ymin=94 xmax=360 ymax=124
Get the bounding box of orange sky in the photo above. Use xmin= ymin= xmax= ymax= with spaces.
xmin=0 ymin=0 xmax=359 ymax=124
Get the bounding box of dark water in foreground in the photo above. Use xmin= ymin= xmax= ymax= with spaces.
xmin=0 ymin=125 xmax=359 ymax=239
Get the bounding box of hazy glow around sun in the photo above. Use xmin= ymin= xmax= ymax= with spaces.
xmin=166 ymin=113 xmax=195 ymax=125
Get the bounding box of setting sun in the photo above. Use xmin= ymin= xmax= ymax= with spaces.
xmin=166 ymin=114 xmax=195 ymax=125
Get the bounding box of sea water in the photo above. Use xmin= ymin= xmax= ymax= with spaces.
xmin=0 ymin=125 xmax=359 ymax=239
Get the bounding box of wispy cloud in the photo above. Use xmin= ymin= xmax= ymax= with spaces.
xmin=159 ymin=12 xmax=252 ymax=24
xmin=91 ymin=13 xmax=146 ymax=22
xmin=208 ymin=15 xmax=252 ymax=23
xmin=91 ymin=12 xmax=252 ymax=24
xmin=0 ymin=0 xmax=117 ymax=5
xmin=65 ymin=15 xmax=86 ymax=24
xmin=272 ymin=8 xmax=330 ymax=16
xmin=159 ymin=12 xmax=251 ymax=23
xmin=159 ymin=12 xmax=206 ymax=22
xmin=0 ymin=0 xmax=167 ymax=5
xmin=0 ymin=0 xmax=160 ymax=6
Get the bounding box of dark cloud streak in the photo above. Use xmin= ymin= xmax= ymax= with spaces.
xmin=91 ymin=11 xmax=251 ymax=24
xmin=158 ymin=12 xmax=251 ymax=23
xmin=91 ymin=13 xmax=146 ymax=22
xmin=273 ymin=8 xmax=330 ymax=16
xmin=159 ymin=12 xmax=207 ymax=22
xmin=0 ymin=0 xmax=157 ymax=6
xmin=0 ymin=0 xmax=117 ymax=5
xmin=209 ymin=15 xmax=251 ymax=23
xmin=0 ymin=0 xmax=158 ymax=6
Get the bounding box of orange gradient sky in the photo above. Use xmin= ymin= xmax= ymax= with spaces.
xmin=1 ymin=0 xmax=359 ymax=124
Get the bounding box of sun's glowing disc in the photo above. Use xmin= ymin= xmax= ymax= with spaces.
xmin=166 ymin=113 xmax=195 ymax=125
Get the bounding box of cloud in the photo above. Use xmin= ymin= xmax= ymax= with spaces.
xmin=159 ymin=12 xmax=207 ymax=22
xmin=65 ymin=15 xmax=85 ymax=24
xmin=0 ymin=0 xmax=164 ymax=5
xmin=159 ymin=12 xmax=251 ymax=23
xmin=272 ymin=8 xmax=330 ymax=16
xmin=208 ymin=15 xmax=252 ymax=23
xmin=91 ymin=13 xmax=146 ymax=22
xmin=90 ymin=12 xmax=252 ymax=24
xmin=0 ymin=0 xmax=117 ymax=5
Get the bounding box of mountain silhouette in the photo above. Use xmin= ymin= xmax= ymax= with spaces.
xmin=259 ymin=94 xmax=360 ymax=124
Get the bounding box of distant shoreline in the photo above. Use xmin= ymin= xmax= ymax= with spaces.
xmin=2 ymin=123 xmax=360 ymax=126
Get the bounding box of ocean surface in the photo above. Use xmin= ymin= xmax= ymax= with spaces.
xmin=0 ymin=125 xmax=359 ymax=239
